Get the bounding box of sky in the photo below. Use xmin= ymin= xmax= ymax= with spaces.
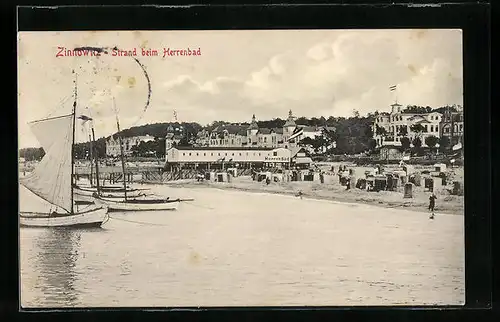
xmin=18 ymin=29 xmax=463 ymax=148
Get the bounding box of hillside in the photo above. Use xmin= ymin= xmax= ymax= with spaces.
xmin=18 ymin=105 xmax=462 ymax=161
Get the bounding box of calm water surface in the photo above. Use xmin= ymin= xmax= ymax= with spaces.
xmin=19 ymin=184 xmax=464 ymax=307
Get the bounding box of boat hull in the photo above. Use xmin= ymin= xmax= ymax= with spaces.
xmin=74 ymin=193 xmax=96 ymax=204
xmin=94 ymin=198 xmax=179 ymax=212
xmin=20 ymin=207 xmax=109 ymax=228
xmin=76 ymin=185 xmax=148 ymax=193
xmin=74 ymin=188 xmax=146 ymax=199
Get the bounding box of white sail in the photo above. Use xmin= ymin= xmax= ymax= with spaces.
xmin=20 ymin=114 xmax=74 ymax=213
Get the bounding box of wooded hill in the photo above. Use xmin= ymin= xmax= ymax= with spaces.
xmin=18 ymin=105 xmax=461 ymax=161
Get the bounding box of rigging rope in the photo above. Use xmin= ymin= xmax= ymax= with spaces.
xmin=179 ymin=202 xmax=215 ymax=211
xmin=108 ymin=215 xmax=172 ymax=227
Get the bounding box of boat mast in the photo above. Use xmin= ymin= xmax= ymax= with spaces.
xmin=88 ymin=133 xmax=94 ymax=185
xmin=71 ymin=70 xmax=77 ymax=214
xmin=113 ymin=97 xmax=128 ymax=201
xmin=91 ymin=124 xmax=101 ymax=194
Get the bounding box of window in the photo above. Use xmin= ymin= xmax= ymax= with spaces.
xmin=232 ymin=153 xmax=234 ymax=156
xmin=211 ymin=153 xmax=214 ymax=156
xmin=189 ymin=153 xmax=191 ymax=156
xmin=430 ymin=125 xmax=433 ymax=132
xmin=204 ymin=153 xmax=206 ymax=156
xmin=239 ymin=153 xmax=242 ymax=156
xmin=183 ymin=153 xmax=185 ymax=156
xmin=273 ymin=152 xmax=277 ymax=156
xmin=218 ymin=153 xmax=220 ymax=156
xmin=258 ymin=153 xmax=261 ymax=156
xmin=196 ymin=153 xmax=199 ymax=156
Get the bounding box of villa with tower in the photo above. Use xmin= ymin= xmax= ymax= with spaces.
xmin=372 ymin=102 xmax=443 ymax=148
xmin=188 ymin=110 xmax=333 ymax=150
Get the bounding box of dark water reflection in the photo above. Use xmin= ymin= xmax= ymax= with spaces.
xmin=20 ymin=228 xmax=102 ymax=308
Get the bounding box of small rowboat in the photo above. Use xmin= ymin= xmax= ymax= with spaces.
xmin=94 ymin=197 xmax=180 ymax=212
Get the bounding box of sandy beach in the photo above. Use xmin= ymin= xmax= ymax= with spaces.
xmin=149 ymin=174 xmax=464 ymax=216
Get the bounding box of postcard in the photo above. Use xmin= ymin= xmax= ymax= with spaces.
xmin=18 ymin=29 xmax=464 ymax=308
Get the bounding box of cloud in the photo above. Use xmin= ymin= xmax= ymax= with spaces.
xmin=18 ymin=30 xmax=463 ymax=148
xmin=152 ymin=29 xmax=462 ymax=124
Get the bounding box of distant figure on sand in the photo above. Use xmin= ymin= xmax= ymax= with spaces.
xmin=296 ymin=190 xmax=303 ymax=199
xmin=428 ymin=193 xmax=437 ymax=219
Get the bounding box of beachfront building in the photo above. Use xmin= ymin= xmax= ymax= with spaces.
xmin=194 ymin=110 xmax=336 ymax=150
xmin=372 ymin=103 xmax=443 ymax=147
xmin=439 ymin=106 xmax=464 ymax=146
xmin=106 ymin=134 xmax=155 ymax=157
xmin=165 ymin=124 xmax=185 ymax=150
xmin=164 ymin=146 xmax=312 ymax=171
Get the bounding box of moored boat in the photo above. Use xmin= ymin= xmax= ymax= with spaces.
xmin=74 ymin=187 xmax=147 ymax=199
xmin=20 ymin=206 xmax=108 ymax=228
xmin=94 ymin=197 xmax=180 ymax=212
xmin=86 ymin=96 xmax=182 ymax=213
xmin=19 ymin=73 xmax=109 ymax=228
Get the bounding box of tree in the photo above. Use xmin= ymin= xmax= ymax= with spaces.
xmin=177 ymin=137 xmax=190 ymax=147
xmin=398 ymin=125 xmax=408 ymax=137
xmin=375 ymin=124 xmax=387 ymax=136
xmin=368 ymin=139 xmax=377 ymax=150
xmin=412 ymin=137 xmax=422 ymax=155
xmin=438 ymin=136 xmax=450 ymax=153
xmin=425 ymin=135 xmax=438 ymax=149
xmin=19 ymin=147 xmax=45 ymax=161
xmin=410 ymin=123 xmax=425 ymax=138
xmin=400 ymin=137 xmax=411 ymax=151
xmin=352 ymin=109 xmax=360 ymax=118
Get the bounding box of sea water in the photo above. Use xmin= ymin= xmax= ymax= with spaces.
xmin=19 ymin=184 xmax=464 ymax=307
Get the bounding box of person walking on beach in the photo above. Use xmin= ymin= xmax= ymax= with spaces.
xmin=428 ymin=192 xmax=437 ymax=219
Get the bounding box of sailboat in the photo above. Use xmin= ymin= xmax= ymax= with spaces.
xmin=19 ymin=72 xmax=109 ymax=228
xmin=73 ymin=116 xmax=150 ymax=200
xmin=92 ymin=97 xmax=180 ymax=212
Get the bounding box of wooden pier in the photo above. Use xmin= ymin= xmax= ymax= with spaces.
xmin=74 ymin=165 xmax=163 ymax=183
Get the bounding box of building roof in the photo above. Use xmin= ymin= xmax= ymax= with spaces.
xmin=289 ymin=146 xmax=306 ymax=157
xmin=247 ymin=114 xmax=259 ymax=130
xmin=297 ymin=125 xmax=321 ymax=132
xmin=171 ymin=146 xmax=276 ymax=151
xmin=213 ymin=124 xmax=247 ymax=136
xmin=166 ymin=133 xmax=183 ymax=140
xmin=283 ymin=110 xmax=296 ymax=127
xmin=295 ymin=156 xmax=313 ymax=164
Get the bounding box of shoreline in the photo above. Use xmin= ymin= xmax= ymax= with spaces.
xmin=140 ymin=178 xmax=464 ymax=216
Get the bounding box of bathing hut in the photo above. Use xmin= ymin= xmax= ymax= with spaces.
xmin=385 ymin=173 xmax=395 ymax=191
xmin=452 ymin=181 xmax=464 ymax=196
xmin=373 ymin=175 xmax=388 ymax=192
xmin=356 ymin=178 xmax=367 ymax=190
xmin=227 ymin=167 xmax=238 ymax=177
xmin=404 ymin=182 xmax=414 ymax=198
xmin=216 ymin=172 xmax=228 ymax=182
